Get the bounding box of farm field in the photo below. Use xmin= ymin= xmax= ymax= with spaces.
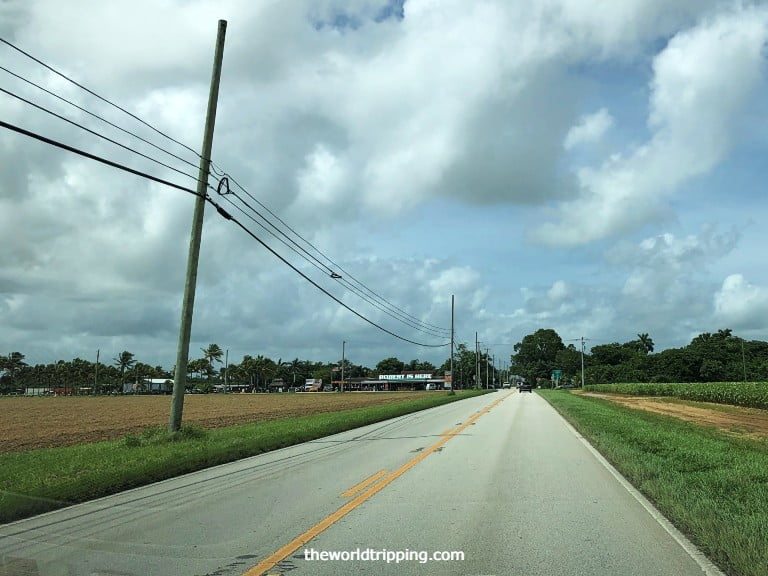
xmin=585 ymin=381 xmax=768 ymax=409
xmin=0 ymin=392 xmax=440 ymax=453
xmin=577 ymin=390 xmax=768 ymax=440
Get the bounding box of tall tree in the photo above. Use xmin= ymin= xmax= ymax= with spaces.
xmin=0 ymin=352 xmax=28 ymax=393
xmin=637 ymin=333 xmax=654 ymax=354
xmin=201 ymin=344 xmax=224 ymax=380
xmin=113 ymin=351 xmax=136 ymax=388
xmin=512 ymin=329 xmax=565 ymax=384
xmin=554 ymin=345 xmax=581 ymax=376
xmin=252 ymin=355 xmax=277 ymax=386
xmin=405 ymin=359 xmax=436 ymax=372
xmin=376 ymin=357 xmax=405 ymax=375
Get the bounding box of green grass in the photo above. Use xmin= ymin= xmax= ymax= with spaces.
xmin=0 ymin=390 xmax=488 ymax=524
xmin=586 ymin=381 xmax=768 ymax=409
xmin=540 ymin=390 xmax=768 ymax=576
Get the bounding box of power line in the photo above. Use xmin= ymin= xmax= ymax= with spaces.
xmin=229 ymin=183 xmax=452 ymax=336
xmin=1 ymin=36 xmax=450 ymax=339
xmin=217 ymin=190 xmax=450 ymax=338
xmin=0 ymin=119 xmax=201 ymax=197
xmin=209 ymin=195 xmax=450 ymax=348
xmin=218 ymin=171 xmax=451 ymax=336
xmin=0 ymin=85 xmax=201 ymax=184
xmin=0 ymin=120 xmax=449 ymax=349
xmin=0 ymin=36 xmax=201 ymax=161
xmin=0 ymin=63 xmax=201 ymax=173
xmin=217 ymin=193 xmax=450 ymax=339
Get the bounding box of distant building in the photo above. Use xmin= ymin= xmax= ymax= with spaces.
xmin=124 ymin=379 xmax=173 ymax=394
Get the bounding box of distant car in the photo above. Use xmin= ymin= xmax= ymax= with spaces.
xmin=519 ymin=381 xmax=532 ymax=393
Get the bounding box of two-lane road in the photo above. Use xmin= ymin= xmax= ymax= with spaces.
xmin=0 ymin=391 xmax=722 ymax=575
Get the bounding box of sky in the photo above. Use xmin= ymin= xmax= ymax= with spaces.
xmin=2 ymin=0 xmax=768 ymax=372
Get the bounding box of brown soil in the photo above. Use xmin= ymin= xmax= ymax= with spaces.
xmin=581 ymin=392 xmax=768 ymax=440
xmin=0 ymin=392 xmax=436 ymax=453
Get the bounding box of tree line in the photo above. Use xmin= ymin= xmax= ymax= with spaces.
xmin=0 ymin=344 xmax=443 ymax=395
xmin=511 ymin=328 xmax=768 ymax=386
xmin=4 ymin=327 xmax=764 ymax=394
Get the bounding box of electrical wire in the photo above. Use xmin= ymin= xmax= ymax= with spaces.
xmin=217 ymin=190 xmax=450 ymax=337
xmin=1 ymin=35 xmax=450 ymax=342
xmin=0 ymin=64 xmax=202 ymax=173
xmin=207 ymin=195 xmax=450 ymax=348
xmin=216 ymin=170 xmax=452 ymax=336
xmin=0 ymin=119 xmax=450 ymax=349
xmin=0 ymin=119 xmax=200 ymax=197
xmin=0 ymin=36 xmax=201 ymax=161
xmin=0 ymin=86 xmax=201 ymax=184
xmin=217 ymin=192 xmax=450 ymax=339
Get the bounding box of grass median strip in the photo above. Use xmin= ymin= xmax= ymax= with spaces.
xmin=0 ymin=391 xmax=489 ymax=524
xmin=539 ymin=389 xmax=768 ymax=576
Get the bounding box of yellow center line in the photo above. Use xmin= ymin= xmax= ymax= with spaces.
xmin=243 ymin=392 xmax=511 ymax=576
xmin=340 ymin=470 xmax=389 ymax=498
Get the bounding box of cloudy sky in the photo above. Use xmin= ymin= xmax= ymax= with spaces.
xmin=2 ymin=0 xmax=768 ymax=372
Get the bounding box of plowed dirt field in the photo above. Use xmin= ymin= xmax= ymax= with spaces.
xmin=0 ymin=392 xmax=437 ymax=453
xmin=581 ymin=392 xmax=768 ymax=440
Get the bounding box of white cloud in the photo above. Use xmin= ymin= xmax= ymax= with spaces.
xmin=563 ymin=108 xmax=614 ymax=150
xmin=533 ymin=5 xmax=768 ymax=246
xmin=547 ymin=280 xmax=569 ymax=301
xmin=296 ymin=144 xmax=349 ymax=207
xmin=610 ymin=229 xmax=738 ymax=308
xmin=714 ymin=274 xmax=768 ymax=329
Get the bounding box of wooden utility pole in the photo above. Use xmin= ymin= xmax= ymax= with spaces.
xmin=94 ymin=349 xmax=99 ymax=392
xmin=475 ymin=332 xmax=480 ymax=389
xmin=448 ymin=294 xmax=454 ymax=394
xmin=169 ymin=20 xmax=227 ymax=432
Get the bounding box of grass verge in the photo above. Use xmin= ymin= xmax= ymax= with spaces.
xmin=0 ymin=390 xmax=487 ymax=524
xmin=539 ymin=389 xmax=768 ymax=576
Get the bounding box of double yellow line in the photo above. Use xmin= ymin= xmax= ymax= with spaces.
xmin=245 ymin=392 xmax=510 ymax=576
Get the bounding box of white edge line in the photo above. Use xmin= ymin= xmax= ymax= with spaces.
xmin=552 ymin=401 xmax=726 ymax=576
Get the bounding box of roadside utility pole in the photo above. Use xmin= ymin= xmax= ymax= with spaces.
xmin=94 ymin=349 xmax=99 ymax=392
xmin=449 ymin=294 xmax=454 ymax=394
xmin=486 ymin=348 xmax=490 ymax=389
xmin=169 ymin=20 xmax=227 ymax=432
xmin=475 ymin=332 xmax=480 ymax=390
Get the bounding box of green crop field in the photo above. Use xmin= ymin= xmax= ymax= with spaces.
xmin=586 ymin=381 xmax=768 ymax=409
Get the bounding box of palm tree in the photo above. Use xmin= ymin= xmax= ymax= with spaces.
xmin=637 ymin=333 xmax=654 ymax=354
xmin=187 ymin=358 xmax=208 ymax=381
xmin=113 ymin=351 xmax=136 ymax=389
xmin=289 ymin=358 xmax=301 ymax=387
xmin=201 ymin=344 xmax=224 ymax=381
xmin=252 ymin=355 xmax=276 ymax=388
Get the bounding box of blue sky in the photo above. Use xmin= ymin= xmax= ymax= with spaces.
xmin=2 ymin=0 xmax=768 ymax=371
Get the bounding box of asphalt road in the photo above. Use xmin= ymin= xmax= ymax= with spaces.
xmin=0 ymin=391 xmax=723 ymax=576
